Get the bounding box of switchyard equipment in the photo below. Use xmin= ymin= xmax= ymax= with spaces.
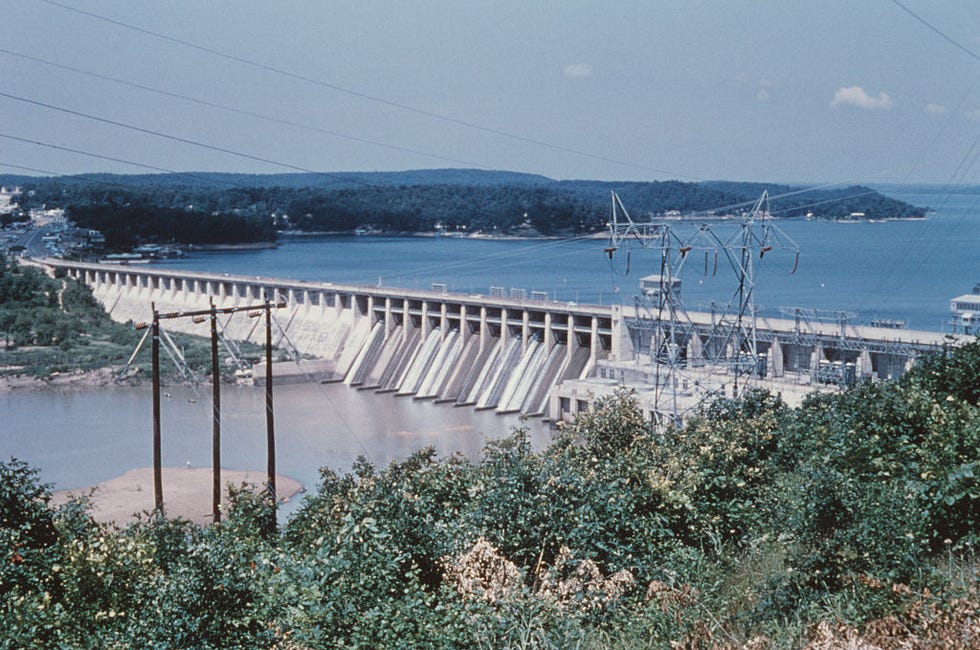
xmin=778 ymin=307 xmax=858 ymax=386
xmin=605 ymin=190 xmax=800 ymax=428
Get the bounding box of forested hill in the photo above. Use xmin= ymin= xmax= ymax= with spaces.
xmin=3 ymin=170 xmax=926 ymax=246
xmin=7 ymin=169 xmax=556 ymax=191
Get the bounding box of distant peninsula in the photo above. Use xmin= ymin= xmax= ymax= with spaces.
xmin=1 ymin=170 xmax=926 ymax=249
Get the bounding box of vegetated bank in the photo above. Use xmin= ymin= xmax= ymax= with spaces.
xmin=4 ymin=170 xmax=925 ymax=251
xmin=3 ymin=337 xmax=979 ymax=647
xmin=0 ymin=254 xmax=253 ymax=385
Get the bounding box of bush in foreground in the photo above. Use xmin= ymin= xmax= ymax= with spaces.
xmin=2 ymin=341 xmax=980 ymax=647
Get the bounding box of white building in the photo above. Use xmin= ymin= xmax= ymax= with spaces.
xmin=950 ymin=287 xmax=980 ymax=334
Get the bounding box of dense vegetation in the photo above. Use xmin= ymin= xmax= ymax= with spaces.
xmin=0 ymin=255 xmax=238 ymax=379
xmin=0 ymin=254 xmax=134 ymax=377
xmin=3 ymin=338 xmax=979 ymax=647
xmin=67 ymin=203 xmax=277 ymax=250
xmin=4 ymin=171 xmax=925 ymax=251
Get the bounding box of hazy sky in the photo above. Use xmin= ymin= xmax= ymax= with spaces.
xmin=3 ymin=1 xmax=980 ymax=184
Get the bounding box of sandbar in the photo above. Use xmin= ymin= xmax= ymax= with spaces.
xmin=51 ymin=467 xmax=304 ymax=526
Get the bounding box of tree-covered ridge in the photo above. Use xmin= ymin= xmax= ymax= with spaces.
xmin=3 ymin=339 xmax=980 ymax=647
xmin=67 ymin=202 xmax=277 ymax=250
xmin=11 ymin=168 xmax=556 ymax=190
xmin=5 ymin=171 xmax=925 ymax=249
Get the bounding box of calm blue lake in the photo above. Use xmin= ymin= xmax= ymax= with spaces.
xmin=157 ymin=187 xmax=980 ymax=332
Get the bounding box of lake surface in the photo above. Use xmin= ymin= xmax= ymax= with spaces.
xmin=157 ymin=187 xmax=979 ymax=332
xmin=3 ymin=184 xmax=977 ymax=506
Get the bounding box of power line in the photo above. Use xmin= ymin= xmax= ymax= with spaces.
xmin=38 ymin=0 xmax=696 ymax=181
xmin=872 ymin=0 xmax=980 ymax=313
xmin=0 ymin=48 xmax=493 ymax=172
xmin=0 ymin=80 xmax=886 ymax=206
xmin=0 ymin=159 xmax=252 ymax=196
xmin=888 ymin=0 xmax=980 ymax=64
xmin=681 ymin=184 xmax=882 ymax=220
xmin=0 ymin=162 xmax=62 ymax=177
xmin=868 ymin=134 xmax=980 ymax=315
xmin=19 ymin=8 xmax=972 ymax=233
xmin=0 ymin=90 xmax=378 ymax=187
xmin=0 ymin=110 xmax=904 ymax=289
xmin=0 ymin=132 xmax=257 ymax=188
xmin=0 ymin=92 xmax=923 ymax=292
xmin=0 ymin=159 xmax=204 ymax=195
xmin=0 ymin=102 xmax=904 ymax=225
xmin=1 ymin=109 xmax=888 ymax=225
xmin=25 ymin=0 xmax=970 ymax=194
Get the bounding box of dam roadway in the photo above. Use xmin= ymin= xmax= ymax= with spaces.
xmin=49 ymin=260 xmax=960 ymax=424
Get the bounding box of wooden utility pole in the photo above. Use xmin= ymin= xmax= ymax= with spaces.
xmin=151 ymin=304 xmax=163 ymax=513
xmin=264 ymin=296 xmax=277 ymax=533
xmin=137 ymin=298 xmax=286 ymax=524
xmin=209 ymin=299 xmax=221 ymax=523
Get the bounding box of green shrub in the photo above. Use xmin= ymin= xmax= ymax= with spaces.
xmin=2 ymin=340 xmax=980 ymax=645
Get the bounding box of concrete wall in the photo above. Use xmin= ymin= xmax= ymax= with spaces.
xmin=56 ymin=261 xmax=612 ymax=418
xmin=53 ymin=260 xmax=954 ymax=425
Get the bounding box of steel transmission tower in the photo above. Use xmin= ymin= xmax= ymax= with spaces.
xmin=605 ymin=190 xmax=799 ymax=426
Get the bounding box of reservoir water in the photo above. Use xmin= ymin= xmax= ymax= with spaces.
xmin=2 ymin=185 xmax=977 ymax=502
xmin=156 ymin=188 xmax=979 ymax=332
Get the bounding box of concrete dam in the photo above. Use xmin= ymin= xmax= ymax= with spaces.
xmin=54 ymin=261 xmax=612 ymax=418
xmin=52 ymin=261 xmax=956 ymax=424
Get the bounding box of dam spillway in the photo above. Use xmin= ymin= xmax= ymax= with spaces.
xmin=51 ymin=260 xmax=957 ymax=424
xmin=54 ymin=261 xmax=611 ymax=418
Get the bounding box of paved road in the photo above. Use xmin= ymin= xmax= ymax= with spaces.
xmin=2 ymin=222 xmax=56 ymax=258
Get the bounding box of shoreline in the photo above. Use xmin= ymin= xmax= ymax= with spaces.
xmin=0 ymin=366 xmax=139 ymax=393
xmin=50 ymin=467 xmax=304 ymax=527
xmin=187 ymin=241 xmax=278 ymax=251
xmin=275 ymin=217 xmax=928 ymax=241
xmin=277 ymin=229 xmax=567 ymax=240
xmin=60 ymin=215 xmax=934 ymax=267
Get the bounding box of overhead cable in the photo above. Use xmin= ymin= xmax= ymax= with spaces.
xmin=0 ymin=48 xmax=492 ymax=171
xmin=38 ymin=0 xmax=696 ymax=180
xmin=0 ymin=132 xmax=257 ymax=188
xmin=0 ymin=90 xmax=376 ymax=187
xmin=888 ymin=0 xmax=980 ymax=64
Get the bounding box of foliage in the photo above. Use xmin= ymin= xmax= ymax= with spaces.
xmin=774 ymin=373 xmax=980 ymax=596
xmin=0 ymin=254 xmax=256 ymax=379
xmin=10 ymin=172 xmax=925 ymax=248
xmin=556 ymin=385 xmax=650 ymax=457
xmin=2 ymin=341 xmax=980 ymax=646
xmin=907 ymin=338 xmax=980 ymax=405
xmin=649 ymin=389 xmax=790 ymax=546
xmin=0 ymin=255 xmax=113 ymax=353
xmin=67 ymin=201 xmax=276 ymax=250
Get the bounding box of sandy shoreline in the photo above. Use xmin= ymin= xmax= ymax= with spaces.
xmin=0 ymin=367 xmax=141 ymax=393
xmin=51 ymin=467 xmax=304 ymax=527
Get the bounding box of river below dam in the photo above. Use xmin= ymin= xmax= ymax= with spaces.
xmin=3 ymin=185 xmax=978 ymax=508
xmin=1 ymin=381 xmax=550 ymax=517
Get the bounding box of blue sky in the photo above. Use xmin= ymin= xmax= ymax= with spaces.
xmin=2 ymin=1 xmax=980 ymax=184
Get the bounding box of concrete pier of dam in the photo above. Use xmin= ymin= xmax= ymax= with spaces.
xmin=51 ymin=260 xmax=959 ymax=426
xmin=54 ymin=261 xmax=611 ymax=419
